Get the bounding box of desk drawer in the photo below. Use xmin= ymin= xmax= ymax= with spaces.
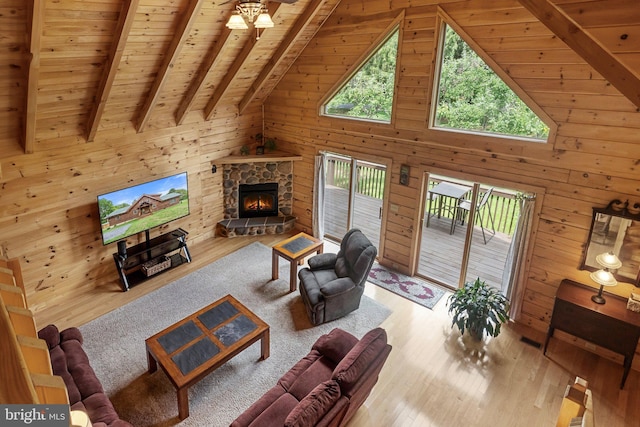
xmin=552 ymin=300 xmax=639 ymax=355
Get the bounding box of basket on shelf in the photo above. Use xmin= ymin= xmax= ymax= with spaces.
xmin=142 ymin=256 xmax=171 ymax=277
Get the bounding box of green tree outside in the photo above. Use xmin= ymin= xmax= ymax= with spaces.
xmin=435 ymin=25 xmax=549 ymax=139
xmin=325 ymin=30 xmax=399 ymax=122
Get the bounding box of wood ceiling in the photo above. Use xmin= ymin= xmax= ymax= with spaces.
xmin=12 ymin=0 xmax=340 ymax=155
xmin=4 ymin=0 xmax=639 ymax=158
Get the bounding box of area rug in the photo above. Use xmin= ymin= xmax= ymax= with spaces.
xmin=368 ymin=264 xmax=447 ymax=309
xmin=79 ymin=242 xmax=391 ymax=427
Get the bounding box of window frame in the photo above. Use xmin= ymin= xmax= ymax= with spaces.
xmin=318 ymin=12 xmax=405 ymax=125
xmin=428 ymin=10 xmax=556 ymax=144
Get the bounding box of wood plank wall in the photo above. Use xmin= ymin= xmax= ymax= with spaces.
xmin=0 ymin=0 xmax=639 ymax=367
xmin=0 ymin=0 xmax=268 ymax=325
xmin=266 ymin=0 xmax=640 ymax=345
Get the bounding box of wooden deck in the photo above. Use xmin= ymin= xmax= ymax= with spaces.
xmin=324 ymin=186 xmax=511 ymax=292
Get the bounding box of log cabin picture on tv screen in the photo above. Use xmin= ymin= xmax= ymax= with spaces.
xmin=98 ymin=172 xmax=190 ymax=245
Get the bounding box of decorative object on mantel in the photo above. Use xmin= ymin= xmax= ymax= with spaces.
xmin=447 ymin=277 xmax=509 ymax=341
xmin=627 ymin=292 xmax=640 ymax=312
xmin=253 ymin=132 xmax=276 ymax=154
xmin=589 ymin=251 xmax=621 ymax=304
xmin=240 ymin=145 xmax=249 ymax=156
xmin=581 ymin=198 xmax=640 ymax=287
xmin=264 ymin=137 xmax=276 ymax=152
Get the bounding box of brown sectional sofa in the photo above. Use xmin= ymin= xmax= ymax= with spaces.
xmin=38 ymin=324 xmax=132 ymax=427
xmin=231 ymin=327 xmax=392 ymax=427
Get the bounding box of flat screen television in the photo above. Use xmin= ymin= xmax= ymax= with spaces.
xmin=98 ymin=172 xmax=190 ymax=245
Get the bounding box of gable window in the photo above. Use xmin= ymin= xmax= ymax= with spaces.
xmin=432 ymin=24 xmax=550 ymax=141
xmin=322 ymin=29 xmax=399 ymax=123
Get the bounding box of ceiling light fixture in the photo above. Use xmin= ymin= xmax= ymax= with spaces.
xmin=226 ymin=1 xmax=274 ymax=38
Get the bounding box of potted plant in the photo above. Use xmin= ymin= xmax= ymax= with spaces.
xmin=264 ymin=137 xmax=276 ymax=152
xmin=447 ymin=277 xmax=510 ymax=341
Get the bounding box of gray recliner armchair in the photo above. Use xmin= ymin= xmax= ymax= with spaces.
xmin=298 ymin=229 xmax=377 ymax=325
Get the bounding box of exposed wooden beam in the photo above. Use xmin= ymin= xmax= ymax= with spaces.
xmin=24 ymin=0 xmax=45 ymax=154
xmin=175 ymin=27 xmax=234 ymax=126
xmin=136 ymin=0 xmax=205 ymax=133
xmin=238 ymin=0 xmax=341 ymax=114
xmin=518 ymin=0 xmax=640 ymax=108
xmin=204 ymin=4 xmax=281 ymax=120
xmin=86 ymin=0 xmax=140 ymax=142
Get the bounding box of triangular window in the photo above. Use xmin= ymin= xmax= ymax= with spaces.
xmin=323 ymin=29 xmax=399 ymax=123
xmin=433 ymin=24 xmax=550 ymax=141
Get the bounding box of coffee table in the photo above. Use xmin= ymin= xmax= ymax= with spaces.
xmin=272 ymin=232 xmax=323 ymax=292
xmin=145 ymin=294 xmax=269 ymax=420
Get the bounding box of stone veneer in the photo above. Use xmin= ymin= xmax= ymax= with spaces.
xmin=218 ymin=160 xmax=295 ymax=237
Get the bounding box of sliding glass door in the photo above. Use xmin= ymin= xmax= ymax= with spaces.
xmin=418 ymin=172 xmax=528 ymax=294
xmin=323 ymin=153 xmax=385 ymax=248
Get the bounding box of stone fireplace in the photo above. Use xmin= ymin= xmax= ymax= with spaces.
xmin=217 ymin=157 xmax=298 ymax=237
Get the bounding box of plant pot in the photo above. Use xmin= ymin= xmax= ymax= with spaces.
xmin=468 ymin=328 xmax=484 ymax=342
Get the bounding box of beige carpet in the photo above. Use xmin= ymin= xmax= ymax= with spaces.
xmin=79 ymin=242 xmax=391 ymax=426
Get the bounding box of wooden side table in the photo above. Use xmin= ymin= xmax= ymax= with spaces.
xmin=544 ymin=279 xmax=640 ymax=389
xmin=272 ymin=232 xmax=323 ymax=292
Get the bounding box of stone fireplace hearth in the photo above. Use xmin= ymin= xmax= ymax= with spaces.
xmin=216 ymin=156 xmax=299 ymax=237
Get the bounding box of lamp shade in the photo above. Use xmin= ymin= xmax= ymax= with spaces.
xmin=226 ymin=13 xmax=248 ymax=29
xmin=590 ymin=269 xmax=617 ymax=287
xmin=254 ymin=12 xmax=274 ymax=28
xmin=595 ymin=252 xmax=622 ymax=270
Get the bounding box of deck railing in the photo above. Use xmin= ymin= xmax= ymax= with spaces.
xmin=326 ymin=158 xmax=386 ymax=199
xmin=426 ymin=179 xmax=520 ymax=235
xmin=326 ymin=158 xmax=520 ymax=236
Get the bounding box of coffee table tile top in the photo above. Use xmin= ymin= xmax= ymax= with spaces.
xmin=172 ymin=339 xmax=220 ymax=376
xmin=158 ymin=321 xmax=203 ymax=354
xmin=198 ymin=300 xmax=239 ymax=329
xmin=214 ymin=315 xmax=257 ymax=346
xmin=281 ymin=236 xmax=315 ymax=253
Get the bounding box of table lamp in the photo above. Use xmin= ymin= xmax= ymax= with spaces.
xmin=589 ymin=252 xmax=621 ymax=304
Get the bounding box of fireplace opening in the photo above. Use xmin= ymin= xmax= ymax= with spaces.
xmin=239 ymin=183 xmax=279 ymax=218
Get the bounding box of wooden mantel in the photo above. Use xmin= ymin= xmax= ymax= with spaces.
xmin=217 ymin=150 xmax=303 ymax=164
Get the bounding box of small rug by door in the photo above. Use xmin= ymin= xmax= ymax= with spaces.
xmin=368 ymin=264 xmax=447 ymax=309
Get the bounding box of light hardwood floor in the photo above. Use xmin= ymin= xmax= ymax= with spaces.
xmin=34 ymin=233 xmax=640 ymax=426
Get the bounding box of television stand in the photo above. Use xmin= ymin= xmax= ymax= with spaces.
xmin=113 ymin=228 xmax=191 ymax=291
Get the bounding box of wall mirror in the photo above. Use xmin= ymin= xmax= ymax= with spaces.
xmin=581 ymin=199 xmax=640 ymax=286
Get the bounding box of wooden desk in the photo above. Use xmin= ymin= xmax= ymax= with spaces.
xmin=272 ymin=232 xmax=323 ymax=292
xmin=544 ymin=279 xmax=640 ymax=389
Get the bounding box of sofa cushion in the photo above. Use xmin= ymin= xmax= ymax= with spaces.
xmin=284 ymin=380 xmax=341 ymax=427
xmin=244 ymin=393 xmax=300 ymax=427
xmin=287 ymin=357 xmax=334 ymax=401
xmin=312 ymin=328 xmax=358 ymax=365
xmin=332 ymin=328 xmax=388 ymax=393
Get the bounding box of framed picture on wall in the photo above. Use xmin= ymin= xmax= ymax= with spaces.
xmin=400 ymin=164 xmax=410 ymax=186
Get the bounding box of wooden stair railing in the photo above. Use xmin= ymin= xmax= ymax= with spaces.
xmin=0 ymin=258 xmax=69 ymax=405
